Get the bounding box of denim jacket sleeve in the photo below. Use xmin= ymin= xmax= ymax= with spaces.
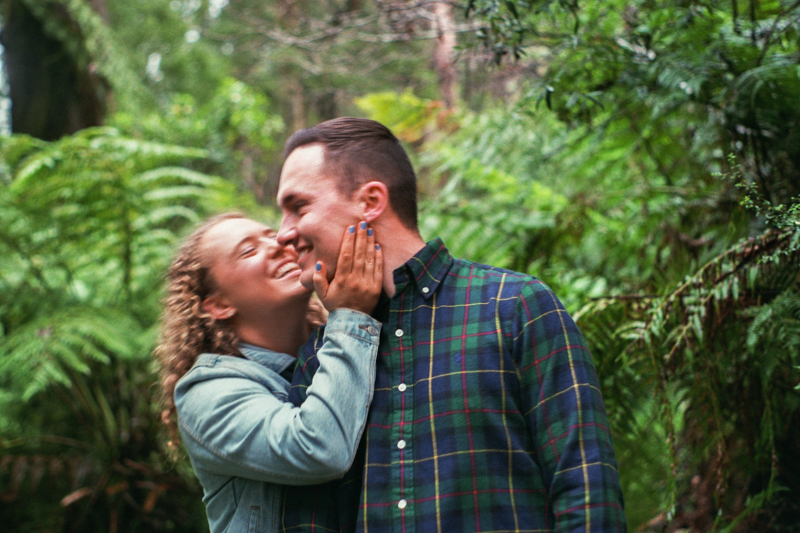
xmin=174 ymin=308 xmax=380 ymax=486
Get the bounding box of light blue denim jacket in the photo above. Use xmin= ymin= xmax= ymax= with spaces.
xmin=174 ymin=308 xmax=381 ymax=533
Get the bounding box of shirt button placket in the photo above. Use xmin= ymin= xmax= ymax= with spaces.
xmin=395 ymin=306 xmax=414 ymax=528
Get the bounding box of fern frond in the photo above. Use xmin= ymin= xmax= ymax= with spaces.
xmin=135 ymin=166 xmax=216 ymax=186
xmin=90 ymin=137 xmax=207 ymax=161
xmin=0 ymin=307 xmax=146 ymax=400
xmin=131 ymin=208 xmax=200 ymax=231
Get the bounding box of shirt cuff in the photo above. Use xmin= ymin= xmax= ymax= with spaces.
xmin=325 ymin=308 xmax=381 ymax=345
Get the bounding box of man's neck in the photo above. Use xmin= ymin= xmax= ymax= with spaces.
xmin=378 ymin=227 xmax=426 ymax=297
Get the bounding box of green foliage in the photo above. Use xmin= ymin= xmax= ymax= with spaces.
xmin=107 ymin=0 xmax=230 ymax=106
xmin=204 ymin=0 xmax=442 ymax=123
xmin=357 ymin=90 xmax=445 ymax=144
xmin=465 ymin=0 xmax=580 ymax=62
xmin=112 ymin=77 xmax=285 ymax=204
xmin=0 ymin=128 xmax=241 ymax=531
xmin=466 ymin=0 xmax=800 ymax=203
xmin=722 ymin=154 xmax=800 ymax=258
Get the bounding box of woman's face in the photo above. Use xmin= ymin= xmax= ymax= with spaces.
xmin=199 ymin=217 xmax=312 ymax=323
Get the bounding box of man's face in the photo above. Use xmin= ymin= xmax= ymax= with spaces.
xmin=201 ymin=218 xmax=311 ymax=321
xmin=277 ymin=144 xmax=362 ymax=289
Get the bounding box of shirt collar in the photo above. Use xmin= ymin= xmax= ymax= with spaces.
xmin=392 ymin=238 xmax=453 ymax=300
xmin=238 ymin=342 xmax=295 ymax=375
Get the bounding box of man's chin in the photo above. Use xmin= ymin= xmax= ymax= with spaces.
xmin=299 ymin=270 xmax=315 ymax=291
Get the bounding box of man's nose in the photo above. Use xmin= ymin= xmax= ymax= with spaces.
xmin=276 ymin=221 xmax=297 ymax=246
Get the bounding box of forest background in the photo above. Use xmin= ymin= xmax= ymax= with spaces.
xmin=0 ymin=0 xmax=799 ymax=532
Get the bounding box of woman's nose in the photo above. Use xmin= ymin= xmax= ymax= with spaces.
xmin=263 ymin=237 xmax=284 ymax=257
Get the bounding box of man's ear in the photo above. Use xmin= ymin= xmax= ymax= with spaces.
xmin=356 ymin=181 xmax=389 ymax=223
xmin=202 ymin=294 xmax=237 ymax=321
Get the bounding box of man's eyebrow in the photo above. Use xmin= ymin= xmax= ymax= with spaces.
xmin=278 ymin=192 xmax=295 ymax=208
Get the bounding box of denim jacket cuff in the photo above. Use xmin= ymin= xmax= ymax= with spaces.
xmin=325 ymin=308 xmax=381 ymax=345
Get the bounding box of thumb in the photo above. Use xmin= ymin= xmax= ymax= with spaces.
xmin=312 ymin=261 xmax=329 ymax=299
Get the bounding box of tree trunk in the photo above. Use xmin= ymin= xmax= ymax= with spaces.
xmin=432 ymin=1 xmax=457 ymax=108
xmin=1 ymin=0 xmax=108 ymax=140
xmin=87 ymin=0 xmax=108 ymax=23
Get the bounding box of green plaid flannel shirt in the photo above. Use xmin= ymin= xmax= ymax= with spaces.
xmin=281 ymin=239 xmax=626 ymax=533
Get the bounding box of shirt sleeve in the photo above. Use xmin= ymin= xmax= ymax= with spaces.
xmin=513 ymin=280 xmax=627 ymax=532
xmin=176 ymin=308 xmax=381 ymax=486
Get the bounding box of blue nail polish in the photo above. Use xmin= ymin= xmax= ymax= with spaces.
xmin=368 ymin=228 xmax=373 ymax=237
xmin=315 ymin=262 xmax=322 ymax=271
xmin=376 ymin=244 xmax=380 ymax=250
xmin=360 ymin=221 xmax=367 ymax=230
xmin=348 ymin=226 xmax=355 ymax=234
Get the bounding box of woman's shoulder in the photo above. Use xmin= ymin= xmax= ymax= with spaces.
xmin=175 ymin=353 xmax=290 ymax=407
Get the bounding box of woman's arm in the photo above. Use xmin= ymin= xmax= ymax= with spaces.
xmin=175 ymin=223 xmax=383 ymax=485
xmin=175 ymin=307 xmax=379 ymax=485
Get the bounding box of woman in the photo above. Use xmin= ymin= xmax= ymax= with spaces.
xmin=154 ymin=212 xmax=382 ymax=533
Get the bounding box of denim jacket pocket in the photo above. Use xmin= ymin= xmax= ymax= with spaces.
xmin=247 ymin=505 xmax=260 ymax=533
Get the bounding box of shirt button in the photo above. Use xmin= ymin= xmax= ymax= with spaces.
xmin=398 ymin=383 xmax=407 ymax=392
xmin=421 ymin=287 xmax=430 ymax=294
xmin=395 ymin=329 xmax=404 ymax=337
xmin=397 ymin=499 xmax=407 ymax=510
xmin=397 ymin=439 xmax=406 ymax=449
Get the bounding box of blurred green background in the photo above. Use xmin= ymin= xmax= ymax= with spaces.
xmin=0 ymin=0 xmax=799 ymax=531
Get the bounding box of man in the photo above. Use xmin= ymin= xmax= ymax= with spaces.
xmin=276 ymin=117 xmax=626 ymax=532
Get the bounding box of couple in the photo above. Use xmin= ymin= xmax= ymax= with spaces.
xmin=155 ymin=118 xmax=627 ymax=533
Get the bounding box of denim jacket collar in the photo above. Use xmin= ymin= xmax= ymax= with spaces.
xmin=238 ymin=342 xmax=295 ymax=376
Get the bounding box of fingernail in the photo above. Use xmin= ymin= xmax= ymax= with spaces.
xmin=315 ymin=262 xmax=322 ymax=271
xmin=375 ymin=244 xmax=380 ymax=250
xmin=368 ymin=228 xmax=373 ymax=237
xmin=348 ymin=226 xmax=355 ymax=234
xmin=360 ymin=221 xmax=367 ymax=230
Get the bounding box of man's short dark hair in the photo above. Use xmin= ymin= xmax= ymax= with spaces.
xmin=283 ymin=117 xmax=418 ymax=230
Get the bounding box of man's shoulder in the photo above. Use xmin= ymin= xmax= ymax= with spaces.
xmin=444 ymin=254 xmax=570 ymax=320
xmin=450 ymin=256 xmax=533 ymax=278
xmin=447 ymin=256 xmax=550 ymax=293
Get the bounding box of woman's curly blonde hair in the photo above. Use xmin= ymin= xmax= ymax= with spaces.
xmin=153 ymin=212 xmax=325 ymax=446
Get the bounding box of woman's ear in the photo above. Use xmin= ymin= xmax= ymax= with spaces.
xmin=357 ymin=181 xmax=389 ymax=223
xmin=202 ymin=294 xmax=236 ymax=321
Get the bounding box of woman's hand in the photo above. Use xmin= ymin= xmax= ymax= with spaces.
xmin=313 ymin=222 xmax=383 ymax=314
